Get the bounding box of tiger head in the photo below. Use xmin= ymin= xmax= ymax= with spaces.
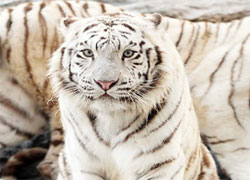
xmin=49 ymin=13 xmax=184 ymax=111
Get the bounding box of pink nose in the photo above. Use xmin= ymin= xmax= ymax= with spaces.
xmin=95 ymin=80 xmax=116 ymax=90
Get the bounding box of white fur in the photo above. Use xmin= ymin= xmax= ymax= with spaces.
xmin=49 ymin=14 xmax=217 ymax=180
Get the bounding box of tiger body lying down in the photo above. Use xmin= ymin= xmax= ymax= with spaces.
xmin=0 ymin=1 xmax=249 ymax=180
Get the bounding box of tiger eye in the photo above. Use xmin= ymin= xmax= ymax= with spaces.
xmin=82 ymin=49 xmax=94 ymax=57
xmin=123 ymin=49 xmax=135 ymax=58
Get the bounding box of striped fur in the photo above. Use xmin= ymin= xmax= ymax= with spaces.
xmin=0 ymin=1 xmax=248 ymax=180
xmin=49 ymin=13 xmax=218 ymax=180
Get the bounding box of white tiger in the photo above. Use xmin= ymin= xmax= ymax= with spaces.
xmin=49 ymin=13 xmax=218 ymax=180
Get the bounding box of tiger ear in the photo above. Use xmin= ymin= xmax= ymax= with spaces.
xmin=59 ymin=16 xmax=79 ymax=36
xmin=144 ymin=13 xmax=167 ymax=32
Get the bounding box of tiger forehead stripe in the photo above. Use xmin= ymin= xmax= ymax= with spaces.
xmin=83 ymin=23 xmax=99 ymax=32
xmin=121 ymin=23 xmax=136 ymax=32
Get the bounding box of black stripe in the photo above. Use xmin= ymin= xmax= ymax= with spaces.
xmin=209 ymin=138 xmax=235 ymax=145
xmin=154 ymin=46 xmax=162 ymax=66
xmin=144 ymin=47 xmax=152 ymax=81
xmin=6 ymin=47 xmax=11 ymax=63
xmin=187 ymin=23 xmax=195 ymax=47
xmin=231 ymin=147 xmax=250 ymax=152
xmin=100 ymin=40 xmax=109 ymax=49
xmin=89 ymin=34 xmax=98 ymax=39
xmin=64 ymin=1 xmax=76 ymax=16
xmin=118 ymin=38 xmax=121 ymax=50
xmin=184 ymin=24 xmax=200 ymax=64
xmin=214 ymin=24 xmax=220 ymax=43
xmin=122 ymin=23 xmax=136 ymax=32
xmin=39 ymin=2 xmax=48 ymax=56
xmin=114 ymin=98 xmax=167 ymax=147
xmin=185 ymin=145 xmax=199 ymax=172
xmin=6 ymin=8 xmax=13 ymax=34
xmin=117 ymin=115 xmax=140 ymax=134
xmin=165 ymin=19 xmax=169 ymax=31
xmin=83 ymin=23 xmax=99 ymax=32
xmin=63 ymin=112 xmax=97 ymax=158
xmin=59 ymin=152 xmax=68 ymax=180
xmin=0 ymin=94 xmax=30 ymax=119
xmin=170 ymin=165 xmax=183 ymax=180
xmin=222 ymin=21 xmax=234 ymax=42
xmin=121 ymin=34 xmax=128 ymax=39
xmin=133 ymin=62 xmax=143 ymax=65
xmin=139 ymin=41 xmax=145 ymax=53
xmin=120 ymin=81 xmax=128 ymax=85
xmin=0 ymin=115 xmax=34 ymax=138
xmin=136 ymin=71 xmax=163 ymax=97
xmin=87 ymin=111 xmax=109 ymax=146
xmin=95 ymin=37 xmax=106 ymax=50
xmin=119 ymin=30 xmax=131 ymax=35
xmin=60 ymin=47 xmax=66 ymax=69
xmin=62 ymin=152 xmax=71 ymax=178
xmin=149 ymin=158 xmax=176 ymax=172
xmin=137 ymin=157 xmax=177 ymax=179
xmin=175 ymin=21 xmax=185 ymax=47
xmin=136 ymin=117 xmax=182 ymax=158
xmin=100 ymin=3 xmax=106 ymax=13
xmin=82 ymin=3 xmax=90 ymax=16
xmin=201 ymin=22 xmax=210 ymax=50
xmin=132 ymin=54 xmax=141 ymax=60
xmin=202 ymin=50 xmax=230 ymax=98
xmin=228 ymin=33 xmax=250 ymax=129
xmin=57 ymin=4 xmax=66 ymax=17
xmin=117 ymin=87 xmax=131 ymax=91
xmin=68 ymin=49 xmax=75 ymax=82
xmin=147 ymin=93 xmax=183 ymax=135
xmin=234 ymin=20 xmax=242 ymax=36
xmin=24 ymin=3 xmax=41 ymax=96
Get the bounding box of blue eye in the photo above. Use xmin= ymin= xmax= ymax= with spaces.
xmin=123 ymin=49 xmax=135 ymax=58
xmin=82 ymin=49 xmax=94 ymax=57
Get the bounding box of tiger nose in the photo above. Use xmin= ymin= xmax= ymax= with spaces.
xmin=95 ymin=80 xmax=117 ymax=90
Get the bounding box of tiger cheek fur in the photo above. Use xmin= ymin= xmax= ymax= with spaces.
xmin=49 ymin=13 xmax=219 ymax=180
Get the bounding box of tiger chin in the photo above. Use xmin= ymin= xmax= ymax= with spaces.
xmin=49 ymin=13 xmax=219 ymax=180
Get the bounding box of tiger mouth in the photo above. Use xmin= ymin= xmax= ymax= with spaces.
xmin=99 ymin=93 xmax=114 ymax=100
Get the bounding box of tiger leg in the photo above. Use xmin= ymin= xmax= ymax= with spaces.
xmin=198 ymin=145 xmax=220 ymax=180
xmin=38 ymin=108 xmax=63 ymax=180
xmin=0 ymin=69 xmax=48 ymax=149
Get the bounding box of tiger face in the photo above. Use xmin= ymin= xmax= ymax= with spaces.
xmin=50 ymin=13 xmax=173 ymax=110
